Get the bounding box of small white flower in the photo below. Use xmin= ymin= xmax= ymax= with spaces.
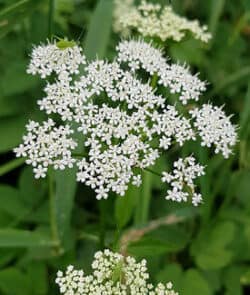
xmin=14 ymin=119 xmax=77 ymax=178
xmin=27 ymin=40 xmax=86 ymax=80
xmin=162 ymin=156 xmax=205 ymax=205
xmin=132 ymin=175 xmax=142 ymax=186
xmin=190 ymin=104 xmax=237 ymax=158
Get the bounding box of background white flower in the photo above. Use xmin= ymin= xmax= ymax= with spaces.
xmin=114 ymin=0 xmax=212 ymax=43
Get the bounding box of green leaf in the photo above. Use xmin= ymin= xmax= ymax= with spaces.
xmin=181 ymin=269 xmax=212 ymax=295
xmin=54 ymin=168 xmax=77 ymax=246
xmin=209 ymin=0 xmax=226 ymax=35
xmin=0 ymin=249 xmax=19 ymax=268
xmin=1 ymin=61 xmax=38 ymax=96
xmin=156 ymin=264 xmax=183 ymax=290
xmin=0 ymin=267 xmax=32 ymax=295
xmin=0 ymin=185 xmax=29 ymax=219
xmin=211 ymin=66 xmax=250 ymax=95
xmin=128 ymin=238 xmax=174 ymax=257
xmin=191 ymin=222 xmax=236 ymax=269
xmin=241 ymin=269 xmax=250 ymax=285
xmin=26 ymin=262 xmax=48 ymax=295
xmin=0 ymin=229 xmax=53 ymax=248
xmin=18 ymin=166 xmax=46 ymax=206
xmin=0 ymin=0 xmax=30 ymax=19
xmin=223 ymin=266 xmax=244 ymax=295
xmin=0 ymin=115 xmax=27 ymax=153
xmin=115 ymin=184 xmax=138 ymax=229
xmin=196 ymin=247 xmax=233 ymax=270
xmin=134 ymin=170 xmax=152 ymax=226
xmin=84 ymin=0 xmax=113 ymax=60
xmin=240 ymin=82 xmax=250 ymax=139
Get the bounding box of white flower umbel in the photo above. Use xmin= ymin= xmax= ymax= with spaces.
xmin=117 ymin=39 xmax=207 ymax=105
xmin=27 ymin=40 xmax=86 ymax=81
xmin=190 ymin=104 xmax=237 ymax=158
xmin=114 ymin=0 xmax=212 ymax=43
xmin=14 ymin=119 xmax=77 ymax=179
xmin=117 ymin=39 xmax=167 ymax=74
xmin=162 ymin=156 xmax=205 ymax=206
xmin=55 ymin=249 xmax=178 ymax=295
xmin=15 ymin=39 xmax=237 ymax=205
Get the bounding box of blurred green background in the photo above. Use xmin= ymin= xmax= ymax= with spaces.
xmin=0 ymin=0 xmax=250 ymax=294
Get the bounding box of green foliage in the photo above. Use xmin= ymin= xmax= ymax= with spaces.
xmin=0 ymin=0 xmax=250 ymax=294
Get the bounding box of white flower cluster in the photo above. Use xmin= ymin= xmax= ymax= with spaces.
xmin=55 ymin=249 xmax=178 ymax=295
xmin=117 ymin=39 xmax=206 ymax=104
xmin=27 ymin=40 xmax=86 ymax=81
xmin=190 ymin=104 xmax=237 ymax=158
xmin=162 ymin=156 xmax=205 ymax=206
xmin=14 ymin=119 xmax=77 ymax=179
xmin=14 ymin=38 xmax=237 ymax=204
xmin=114 ymin=0 xmax=212 ymax=43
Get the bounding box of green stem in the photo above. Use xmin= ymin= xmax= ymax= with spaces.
xmin=48 ymin=169 xmax=61 ymax=254
xmin=0 ymin=158 xmax=25 ymax=177
xmin=48 ymin=0 xmax=55 ymax=38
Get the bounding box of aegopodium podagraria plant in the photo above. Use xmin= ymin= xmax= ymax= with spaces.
xmin=114 ymin=0 xmax=211 ymax=43
xmin=55 ymin=249 xmax=178 ymax=295
xmin=14 ymin=38 xmax=237 ymax=205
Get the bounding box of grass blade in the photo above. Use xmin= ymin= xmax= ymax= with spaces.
xmin=0 ymin=229 xmax=54 ymax=248
xmin=84 ymin=0 xmax=113 ymax=60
